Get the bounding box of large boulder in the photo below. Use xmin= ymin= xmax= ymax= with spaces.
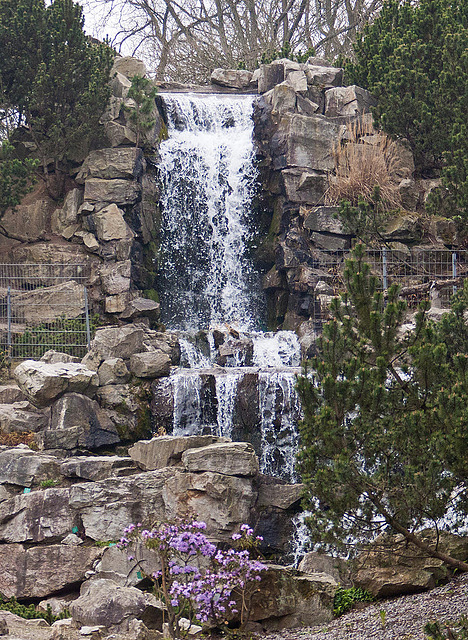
xmin=249 ymin=565 xmax=336 ymax=629
xmin=100 ymin=260 xmax=132 ymax=294
xmin=98 ymin=358 xmax=130 ymax=386
xmin=0 ymin=543 xmax=103 ymax=599
xmin=275 ymin=114 xmax=343 ymax=171
xmin=129 ymin=352 xmax=171 ymax=378
xmin=353 ymin=531 xmax=468 ymax=597
xmin=0 ymin=488 xmax=75 ymax=543
xmin=304 ymin=64 xmax=343 ymax=87
xmin=77 ymin=148 xmax=143 ymax=182
xmin=14 ymin=360 xmax=99 ymax=407
xmin=298 ymin=552 xmax=350 ymax=585
xmin=0 ymin=447 xmax=61 ymax=487
xmin=84 ymin=179 xmax=141 ymax=206
xmin=263 ymin=83 xmax=297 ymax=114
xmin=60 ymin=455 xmax=138 ymax=482
xmin=112 ymin=56 xmax=147 ymax=78
xmin=95 ymin=543 xmax=160 ymax=587
xmin=324 ymin=85 xmax=377 ymax=117
xmin=162 ymin=471 xmax=256 ymax=540
xmin=49 ymin=393 xmax=120 ymax=450
xmin=182 ymin=442 xmax=259 ymax=477
xmin=68 ymin=469 xmax=175 ymax=541
xmin=88 ymin=325 xmax=146 ymax=361
xmin=69 ymin=578 xmax=155 ymax=630
xmin=91 ymin=204 xmax=135 ymax=241
xmin=0 ymin=402 xmax=49 ymax=433
xmin=211 ymin=68 xmax=253 ymax=89
xmin=301 ymin=205 xmax=343 ymax=234
xmin=128 ymin=435 xmax=229 ymax=471
xmin=281 ymin=168 xmax=327 ymax=204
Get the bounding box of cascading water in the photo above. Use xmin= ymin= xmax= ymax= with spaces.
xmin=158 ymin=94 xmax=263 ymax=331
xmin=156 ymin=93 xmax=303 ymax=483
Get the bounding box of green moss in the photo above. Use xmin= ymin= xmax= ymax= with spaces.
xmin=158 ymin=122 xmax=169 ymax=142
xmin=143 ymin=288 xmax=159 ymax=303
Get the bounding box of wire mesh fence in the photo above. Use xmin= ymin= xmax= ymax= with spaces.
xmin=0 ymin=264 xmax=92 ymax=360
xmin=309 ymin=248 xmax=468 ymax=331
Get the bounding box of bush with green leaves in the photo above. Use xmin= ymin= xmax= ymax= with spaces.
xmin=0 ymin=140 xmax=38 ymax=220
xmin=0 ymin=596 xmax=70 ymax=625
xmin=333 ymin=587 xmax=374 ymax=617
xmin=297 ymin=244 xmax=468 ymax=572
xmin=425 ymin=616 xmax=468 ymax=640
xmin=123 ymin=75 xmax=158 ymax=148
xmin=345 ymin=0 xmax=468 ymax=219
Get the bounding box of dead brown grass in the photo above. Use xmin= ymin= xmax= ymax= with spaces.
xmin=326 ymin=119 xmax=402 ymax=210
xmin=0 ymin=431 xmax=37 ymax=448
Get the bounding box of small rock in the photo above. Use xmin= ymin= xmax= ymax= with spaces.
xmin=129 ymin=352 xmax=171 ymax=378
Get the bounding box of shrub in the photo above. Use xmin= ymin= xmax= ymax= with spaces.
xmin=425 ymin=616 xmax=468 ymax=640
xmin=333 ymin=587 xmax=374 ymax=617
xmin=326 ymin=120 xmax=402 ymax=211
xmin=119 ymin=520 xmax=266 ymax=638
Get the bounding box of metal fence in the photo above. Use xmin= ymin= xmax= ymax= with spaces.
xmin=0 ymin=264 xmax=91 ymax=360
xmin=310 ymin=248 xmax=468 ymax=330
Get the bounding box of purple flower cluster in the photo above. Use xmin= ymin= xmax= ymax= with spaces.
xmin=119 ymin=520 xmax=267 ymax=634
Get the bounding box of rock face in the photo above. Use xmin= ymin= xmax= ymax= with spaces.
xmin=353 ymin=531 xmax=468 ymax=597
xmin=181 ymin=442 xmax=259 ymax=476
xmin=0 ymin=543 xmax=103 ymax=598
xmin=14 ymin=361 xmax=99 ymax=407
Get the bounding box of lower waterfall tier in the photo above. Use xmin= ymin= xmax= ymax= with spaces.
xmin=152 ymin=366 xmax=302 ymax=482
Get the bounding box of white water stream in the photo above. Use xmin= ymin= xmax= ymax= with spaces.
xmin=157 ymin=93 xmax=303 ymax=483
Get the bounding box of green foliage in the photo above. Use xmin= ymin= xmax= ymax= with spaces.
xmin=0 ymin=596 xmax=70 ymax=624
xmin=260 ymin=42 xmax=315 ymax=65
xmin=0 ymin=140 xmax=38 ymax=219
xmin=333 ymin=587 xmax=374 ymax=617
xmin=345 ymin=0 xmax=468 ymax=217
xmin=123 ymin=75 xmax=158 ymax=148
xmin=425 ymin=616 xmax=468 ymax=640
xmin=40 ymin=479 xmax=58 ymax=488
xmin=297 ymin=245 xmax=468 ymax=565
xmin=336 ymin=188 xmax=393 ymax=245
xmin=0 ymin=0 xmax=114 ymax=197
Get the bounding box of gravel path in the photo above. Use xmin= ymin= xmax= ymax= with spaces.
xmin=261 ymin=573 xmax=468 ymax=640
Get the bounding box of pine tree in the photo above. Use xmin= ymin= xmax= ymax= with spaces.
xmin=345 ymin=0 xmax=468 ymax=217
xmin=123 ymin=75 xmax=158 ymax=148
xmin=0 ymin=0 xmax=114 ymax=198
xmin=297 ymin=245 xmax=468 ymax=571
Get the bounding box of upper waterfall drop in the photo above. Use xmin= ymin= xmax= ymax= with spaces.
xmin=157 ymin=93 xmax=264 ymax=331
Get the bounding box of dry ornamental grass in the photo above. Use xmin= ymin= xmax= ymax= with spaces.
xmin=327 ymin=119 xmax=403 ymax=211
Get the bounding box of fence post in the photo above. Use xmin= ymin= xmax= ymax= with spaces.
xmin=84 ymin=287 xmax=91 ymax=350
xmin=452 ymin=251 xmax=457 ymax=296
xmin=382 ymin=248 xmax=388 ymax=290
xmin=7 ymin=286 xmax=11 ymax=358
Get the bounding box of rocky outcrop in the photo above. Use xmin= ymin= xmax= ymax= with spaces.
xmin=352 ymin=531 xmax=468 ymax=597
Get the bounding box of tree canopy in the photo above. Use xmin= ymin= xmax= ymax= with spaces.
xmin=345 ymin=0 xmax=468 ymax=218
xmin=0 ymin=0 xmax=114 ymax=197
xmin=297 ymin=245 xmax=468 ymax=571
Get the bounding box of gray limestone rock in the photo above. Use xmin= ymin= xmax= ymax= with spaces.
xmin=100 ymin=260 xmax=132 ymax=294
xmin=211 ymin=68 xmax=253 ymax=89
xmin=98 ymin=359 xmax=130 ymax=386
xmin=90 ymin=325 xmax=146 ymax=360
xmin=112 ymin=56 xmax=147 ymax=78
xmin=301 ymin=205 xmax=343 ymax=234
xmin=49 ymin=393 xmax=120 ymax=450
xmin=14 ymin=360 xmax=99 ymax=407
xmin=92 ymin=204 xmax=134 ymax=242
xmin=0 ymin=385 xmax=26 ymax=404
xmin=84 ymin=179 xmax=141 ymax=207
xmin=120 ymin=298 xmax=161 ymax=321
xmin=60 ymin=455 xmax=138 ymax=482
xmin=105 ymin=121 xmax=137 ymax=147
xmin=128 ymin=435 xmax=229 ymax=471
xmin=0 ymin=447 xmax=61 ymax=487
xmin=129 ymin=352 xmax=171 ymax=378
xmin=282 ymin=169 xmax=327 ymax=204
xmin=9 ymin=281 xmax=86 ymax=324
xmin=0 ymin=543 xmax=103 ymax=599
xmin=324 ymin=85 xmax=377 ymax=117
xmin=0 ymin=402 xmax=48 ymax=433
xmin=0 ymin=487 xmax=75 ymax=543
xmin=182 ymin=442 xmax=259 ymax=477
xmin=263 ymin=83 xmax=297 ymax=114
xmin=77 ymin=148 xmax=143 ymax=182
xmin=304 ymin=64 xmax=343 ymax=87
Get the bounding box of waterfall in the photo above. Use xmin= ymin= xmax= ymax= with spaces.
xmin=158 ymin=94 xmax=263 ymax=331
xmin=156 ymin=93 xmax=305 ymax=483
